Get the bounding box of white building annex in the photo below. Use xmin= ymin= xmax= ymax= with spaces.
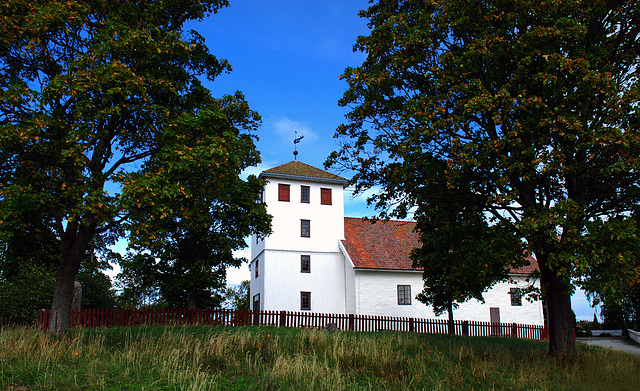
xmin=250 ymin=161 xmax=545 ymax=326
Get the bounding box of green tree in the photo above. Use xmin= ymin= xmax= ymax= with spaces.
xmin=118 ymin=93 xmax=270 ymax=309
xmin=0 ymin=0 xmax=270 ymax=335
xmin=623 ymin=285 xmax=640 ymax=331
xmin=328 ymin=0 xmax=640 ymax=357
xmin=76 ymin=256 xmax=118 ymax=310
xmin=115 ymin=262 xmax=160 ymax=308
xmin=0 ymin=231 xmax=118 ymax=324
xmin=117 ymin=249 xmax=227 ymax=309
xmin=222 ymin=280 xmax=250 ymax=310
xmin=598 ymin=283 xmax=640 ymax=331
xmin=0 ymin=259 xmax=56 ymax=325
xmin=412 ymin=202 xmax=526 ymax=333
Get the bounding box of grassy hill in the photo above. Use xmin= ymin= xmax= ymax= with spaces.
xmin=1 ymin=325 xmax=639 ymax=390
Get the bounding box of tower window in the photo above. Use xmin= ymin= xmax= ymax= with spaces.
xmin=278 ymin=184 xmax=290 ymax=202
xmin=301 ymin=186 xmax=310 ymax=203
xmin=301 ymin=219 xmax=310 ymax=238
xmin=301 ymin=255 xmax=310 ymax=273
xmin=300 ymin=292 xmax=311 ymax=310
xmin=320 ymin=188 xmax=332 ymax=205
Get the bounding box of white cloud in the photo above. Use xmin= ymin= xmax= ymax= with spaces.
xmin=226 ymin=262 xmax=250 ymax=287
xmin=344 ymin=185 xmax=417 ymax=220
xmin=270 ymin=116 xmax=319 ymax=145
xmin=228 ymin=246 xmax=251 ymax=286
xmin=240 ymin=160 xmax=279 ymax=180
xmin=343 ymin=185 xmax=380 ymax=218
xmin=572 ymin=288 xmax=599 ymax=321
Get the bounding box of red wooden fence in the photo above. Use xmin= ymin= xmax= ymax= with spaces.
xmin=38 ymin=308 xmax=548 ymax=340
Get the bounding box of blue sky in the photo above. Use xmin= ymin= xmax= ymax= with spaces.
xmin=188 ymin=0 xmax=374 ymax=283
xmin=180 ymin=1 xmax=597 ymax=320
xmin=188 ymin=0 xmax=369 ymax=178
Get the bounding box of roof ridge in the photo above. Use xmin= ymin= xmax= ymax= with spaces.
xmin=344 ymin=216 xmax=416 ymax=224
xmin=261 ymin=160 xmax=348 ymax=183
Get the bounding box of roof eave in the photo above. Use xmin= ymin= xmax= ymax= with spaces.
xmin=353 ymin=267 xmax=423 ymax=273
xmin=260 ymin=171 xmax=349 ymax=187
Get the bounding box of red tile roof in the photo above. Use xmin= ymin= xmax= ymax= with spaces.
xmin=342 ymin=217 xmax=537 ymax=275
xmin=261 ymin=161 xmax=347 ymax=183
xmin=342 ymin=217 xmax=420 ymax=271
xmin=511 ymin=255 xmax=539 ymax=275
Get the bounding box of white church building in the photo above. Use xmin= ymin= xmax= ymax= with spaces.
xmin=250 ymin=161 xmax=545 ymax=326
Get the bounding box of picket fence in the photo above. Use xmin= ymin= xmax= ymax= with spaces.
xmin=38 ymin=308 xmax=548 ymax=340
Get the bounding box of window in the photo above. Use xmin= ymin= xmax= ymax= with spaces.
xmin=278 ymin=184 xmax=290 ymax=202
xmin=255 ymin=259 xmax=259 ymax=278
xmin=397 ymin=285 xmax=411 ymax=305
xmin=320 ymin=188 xmax=332 ymax=205
xmin=510 ymin=288 xmax=522 ymax=306
xmin=300 ymin=291 xmax=311 ymax=310
xmin=253 ymin=294 xmax=260 ymax=311
xmin=301 ymin=255 xmax=310 ymax=273
xmin=301 ymin=186 xmax=310 ymax=203
xmin=301 ymin=219 xmax=310 ymax=237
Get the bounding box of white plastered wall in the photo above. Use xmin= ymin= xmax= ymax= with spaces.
xmin=257 ymin=177 xmax=345 ymax=254
xmin=250 ymin=175 xmax=346 ymax=313
xmin=354 ymin=269 xmax=544 ymax=325
xmin=260 ymin=250 xmax=346 ymax=313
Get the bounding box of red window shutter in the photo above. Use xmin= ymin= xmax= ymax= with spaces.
xmin=320 ymin=188 xmax=332 ymax=205
xmin=278 ymin=184 xmax=290 ymax=202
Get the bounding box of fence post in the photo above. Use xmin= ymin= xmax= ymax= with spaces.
xmin=541 ymin=326 xmax=549 ymax=340
xmin=409 ymin=317 xmax=414 ymax=333
xmin=511 ymin=323 xmax=517 ymax=338
xmin=462 ymin=321 xmax=469 ymax=336
xmin=279 ymin=310 xmax=286 ymax=327
xmin=348 ymin=313 xmax=355 ymax=331
xmin=448 ymin=319 xmax=455 ymax=335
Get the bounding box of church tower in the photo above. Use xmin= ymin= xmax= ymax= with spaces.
xmin=250 ymin=161 xmax=348 ymax=312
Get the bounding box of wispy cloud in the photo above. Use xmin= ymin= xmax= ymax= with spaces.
xmin=228 ymin=240 xmax=251 ymax=286
xmin=240 ymin=160 xmax=279 ymax=180
xmin=270 ymin=116 xmax=319 ymax=145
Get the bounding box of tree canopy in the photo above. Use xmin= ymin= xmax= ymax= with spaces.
xmin=0 ymin=215 xmax=117 ymax=324
xmin=222 ymin=280 xmax=250 ymax=310
xmin=328 ymin=0 xmax=640 ymax=357
xmin=0 ymin=0 xmax=271 ymax=334
xmin=412 ymin=203 xmax=525 ymax=322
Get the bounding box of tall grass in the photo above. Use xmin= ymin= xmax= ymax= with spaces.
xmin=1 ymin=325 xmax=638 ymax=390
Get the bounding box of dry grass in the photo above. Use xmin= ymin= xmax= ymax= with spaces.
xmin=1 ymin=325 xmax=639 ymax=390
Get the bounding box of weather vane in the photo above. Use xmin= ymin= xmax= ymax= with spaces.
xmin=293 ymin=131 xmax=304 ymax=160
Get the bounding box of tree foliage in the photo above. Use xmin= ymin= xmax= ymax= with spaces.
xmin=599 ymin=283 xmax=640 ymax=331
xmin=412 ymin=204 xmax=526 ymax=319
xmin=222 ymin=280 xmax=250 ymax=310
xmin=328 ymin=0 xmax=640 ymax=357
xmin=0 ymin=0 xmax=270 ymax=334
xmin=117 ymin=93 xmax=271 ymax=309
xmin=0 ymin=217 xmax=117 ymax=324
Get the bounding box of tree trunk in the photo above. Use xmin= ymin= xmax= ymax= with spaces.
xmin=49 ymin=225 xmax=93 ymax=337
xmin=447 ymin=302 xmax=455 ymax=335
xmin=541 ymin=261 xmax=576 ymax=358
xmin=633 ymin=288 xmax=640 ymax=331
xmin=49 ymin=258 xmax=80 ymax=337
